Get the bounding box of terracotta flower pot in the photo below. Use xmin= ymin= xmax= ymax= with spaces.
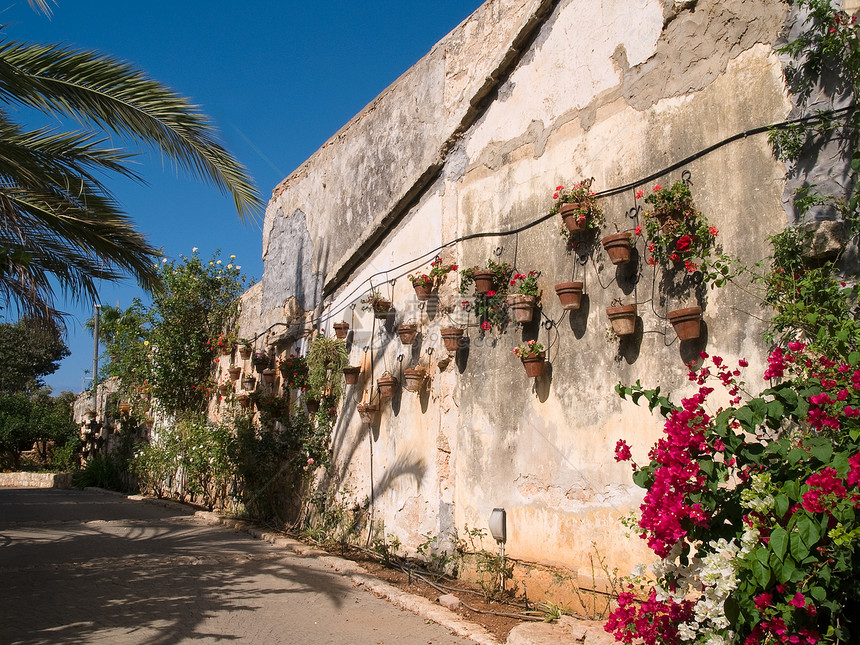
xmin=357 ymin=402 xmax=378 ymax=424
xmin=241 ymin=376 xmax=256 ymax=391
xmin=262 ymin=368 xmax=277 ymax=384
xmin=237 ymin=393 xmax=250 ymax=409
xmin=333 ymin=322 xmax=349 ymax=339
xmin=606 ymin=304 xmax=637 ymax=337
xmin=520 ymin=354 xmax=546 ymax=378
xmin=306 ymin=398 xmax=320 ymax=414
xmin=472 ymin=270 xmax=495 ymax=295
xmin=397 ymin=323 xmax=419 ymax=345
xmin=220 ymin=343 xmax=233 ymax=356
xmin=227 ymin=366 xmax=242 ymax=381
xmin=217 ymin=383 xmax=230 ymax=396
xmin=238 ymin=344 xmax=252 ymax=360
xmin=555 ymin=282 xmax=584 ymax=310
xmin=441 ymin=327 xmax=465 ymax=352
xmin=373 ymin=300 xmax=392 ymax=319
xmin=403 ymin=367 xmax=426 ymax=392
xmin=602 ymin=232 xmax=634 ymax=265
xmin=412 ymin=283 xmax=433 ymax=301
xmin=506 ymin=294 xmax=536 ymax=323
xmin=667 ymin=306 xmax=703 ymax=341
xmin=560 ymin=202 xmax=589 ymax=233
xmin=119 ymin=403 xmax=131 ymax=416
xmin=343 ymin=366 xmax=361 ymax=385
xmin=377 ymin=375 xmax=398 ymax=397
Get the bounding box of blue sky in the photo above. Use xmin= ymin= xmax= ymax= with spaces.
xmin=4 ymin=0 xmax=484 ymax=392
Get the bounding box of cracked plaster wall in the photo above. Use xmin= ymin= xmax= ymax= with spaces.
xmin=239 ymin=0 xmax=802 ymax=582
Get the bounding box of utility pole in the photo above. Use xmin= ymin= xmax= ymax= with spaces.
xmin=93 ymin=303 xmax=100 ymax=422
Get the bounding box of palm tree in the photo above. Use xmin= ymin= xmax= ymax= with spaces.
xmin=0 ymin=2 xmax=263 ymax=326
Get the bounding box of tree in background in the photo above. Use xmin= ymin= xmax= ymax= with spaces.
xmin=0 ymin=317 xmax=68 ymax=394
xmin=0 ymin=0 xmax=262 ymax=327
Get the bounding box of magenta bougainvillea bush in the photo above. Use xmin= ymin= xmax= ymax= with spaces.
xmin=607 ymin=343 xmax=860 ymax=645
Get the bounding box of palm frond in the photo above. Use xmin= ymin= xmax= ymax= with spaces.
xmin=0 ymin=38 xmax=263 ymax=219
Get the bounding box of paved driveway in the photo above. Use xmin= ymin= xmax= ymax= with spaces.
xmin=0 ymin=488 xmax=472 ymax=645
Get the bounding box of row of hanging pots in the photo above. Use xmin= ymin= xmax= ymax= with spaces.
xmin=605 ymin=304 xmax=703 ymax=340
xmin=342 ymin=366 xmax=426 ymax=392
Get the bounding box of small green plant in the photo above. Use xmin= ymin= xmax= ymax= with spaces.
xmin=416 ymin=533 xmax=453 ymax=579
xmin=360 ymin=290 xmax=392 ymax=314
xmin=525 ymin=600 xmax=571 ymax=623
xmin=549 ymin=180 xmax=605 ymax=233
xmin=475 ymin=548 xmax=514 ymax=601
xmin=509 ymin=270 xmax=539 ymax=296
xmin=512 ymin=339 xmax=545 ymax=358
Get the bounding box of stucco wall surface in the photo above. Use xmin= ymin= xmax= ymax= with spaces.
xmin=240 ymin=0 xmax=797 ymax=586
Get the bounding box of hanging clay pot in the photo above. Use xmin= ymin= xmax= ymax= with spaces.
xmin=262 ymin=368 xmax=277 ymax=384
xmin=441 ymin=327 xmax=465 ymax=352
xmin=559 ymin=202 xmax=589 ymax=233
xmin=520 ymin=354 xmax=546 ymax=378
xmin=397 ymin=323 xmax=419 ymax=345
xmin=601 ymin=232 xmax=634 ymax=265
xmin=227 ymin=366 xmax=242 ymax=381
xmin=377 ymin=375 xmax=398 ymax=397
xmin=403 ymin=367 xmax=426 ymax=392
xmin=606 ymin=304 xmax=637 ymax=337
xmin=412 ymin=282 xmax=433 ymax=301
xmin=306 ymin=398 xmax=320 ymax=414
xmin=241 ymin=376 xmax=256 ymax=391
xmin=373 ymin=300 xmax=392 ymax=319
xmin=238 ymin=344 xmax=252 ymax=360
xmin=667 ymin=306 xmax=703 ymax=341
xmin=554 ymin=282 xmax=584 ymax=310
xmin=357 ymin=402 xmax=378 ymax=425
xmin=343 ymin=366 xmax=361 ymax=385
xmin=471 ymin=270 xmax=495 ymax=295
xmin=333 ymin=322 xmax=349 ymax=339
xmin=506 ymin=294 xmax=537 ymax=323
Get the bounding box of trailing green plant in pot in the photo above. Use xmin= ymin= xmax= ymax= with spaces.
xmin=513 ymin=340 xmax=546 ymax=378
xmin=548 ymin=180 xmax=604 ymax=239
xmin=361 ymin=290 xmax=392 ymax=319
xmin=278 ymin=354 xmax=308 ymax=389
xmin=506 ymin=270 xmax=540 ymax=323
xmin=459 ymin=258 xmax=512 ymax=296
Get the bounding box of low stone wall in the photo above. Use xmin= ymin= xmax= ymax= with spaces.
xmin=0 ymin=472 xmax=74 ymax=489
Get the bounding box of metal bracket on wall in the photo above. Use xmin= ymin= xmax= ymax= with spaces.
xmin=682 ymin=169 xmax=692 ymax=185
xmin=493 ymin=246 xmax=504 ymax=257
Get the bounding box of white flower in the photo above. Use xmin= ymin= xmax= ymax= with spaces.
xmin=162 ymin=258 xmax=168 ymax=263
xmin=236 ymin=265 xmax=241 ymax=270
xmin=227 ymin=264 xmax=233 ymax=269
xmin=192 ymin=247 xmax=198 ymax=252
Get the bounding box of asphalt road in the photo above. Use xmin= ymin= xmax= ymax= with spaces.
xmin=0 ymin=488 xmax=473 ymax=645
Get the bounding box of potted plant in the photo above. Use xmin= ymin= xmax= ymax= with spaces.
xmin=459 ymin=258 xmax=512 ymax=296
xmin=403 ymin=365 xmax=427 ymax=392
xmin=241 ymin=375 xmax=257 ymax=391
xmin=361 ymin=290 xmax=393 ymax=319
xmin=601 ymin=231 xmax=634 ymax=265
xmin=279 ymin=355 xmax=308 ymax=388
xmin=217 ymin=382 xmax=231 ymax=396
xmin=262 ymin=367 xmax=277 ymax=384
xmin=333 ymin=322 xmax=350 ymax=339
xmin=343 ymin=365 xmax=361 ymax=385
xmin=251 ymin=350 xmax=270 ymax=372
xmin=642 ymin=180 xmax=717 ymax=272
xmin=119 ymin=402 xmax=131 ymax=416
xmin=506 ymin=271 xmax=540 ymax=323
xmin=377 ymin=372 xmax=398 ymax=397
xmin=397 ymin=321 xmax=419 ymax=345
xmin=306 ymin=335 xmax=349 ymax=406
xmin=512 ymin=340 xmax=546 ymax=378
xmin=306 ymin=396 xmax=320 ymax=415
xmin=554 ymin=281 xmax=584 ymax=310
xmin=237 ymin=339 xmax=252 ymax=360
xmin=606 ymin=301 xmax=637 ymax=337
xmin=441 ymin=327 xmax=465 ymax=352
xmin=667 ymin=305 xmax=703 ymax=340
xmin=209 ymin=331 xmax=236 ymax=356
xmin=237 ymin=392 xmax=251 ymax=409
xmin=357 ymin=401 xmax=378 ymax=425
xmin=407 ymin=272 xmax=434 ymax=301
xmin=227 ymin=365 xmax=242 ymax=381
xmin=548 ymin=180 xmax=604 ymax=236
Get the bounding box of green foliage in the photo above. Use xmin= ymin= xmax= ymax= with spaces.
xmin=97 ymin=250 xmax=246 ymax=419
xmin=0 ymin=389 xmax=78 ymax=469
xmin=305 ymin=335 xmax=349 ymax=404
xmin=74 ymin=454 xmax=127 ymax=490
xmin=0 ymin=318 xmax=69 ymax=394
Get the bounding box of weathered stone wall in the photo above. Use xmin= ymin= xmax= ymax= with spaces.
xmin=0 ymin=472 xmax=73 ymax=489
xmin=239 ymin=0 xmax=799 ymax=586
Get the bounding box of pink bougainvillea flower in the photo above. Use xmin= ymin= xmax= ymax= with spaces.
xmin=614 ymin=439 xmax=632 ymax=462
xmin=789 ymin=592 xmax=807 ymax=609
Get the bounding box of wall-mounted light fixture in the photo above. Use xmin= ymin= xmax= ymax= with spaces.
xmin=489 ymin=508 xmax=506 ymax=544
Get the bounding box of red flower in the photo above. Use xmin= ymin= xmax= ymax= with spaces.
xmin=614 ymin=439 xmax=632 ymax=462
xmin=486 ymin=290 xmax=496 ymax=297
xmin=555 ymin=185 xmax=563 ymax=191
xmin=634 ymin=225 xmax=642 ymax=236
xmin=481 ymin=321 xmax=491 ymax=331
xmin=552 ymin=192 xmax=559 ymax=200
xmin=451 ymin=265 xmax=458 ymax=271
xmin=653 ymin=184 xmax=662 ymax=191
xmin=635 ymin=189 xmax=644 ymax=199
xmin=675 ymin=235 xmax=692 ymax=252
xmin=669 ymin=253 xmax=680 ymax=263
xmin=708 ymin=226 xmax=719 ymax=236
